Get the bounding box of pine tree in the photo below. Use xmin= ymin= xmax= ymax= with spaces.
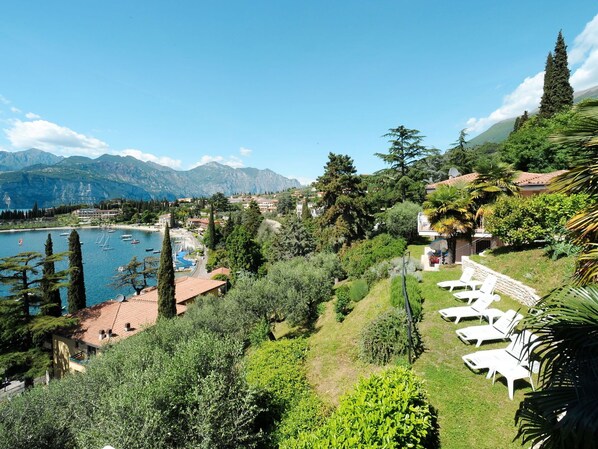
xmin=67 ymin=230 xmax=86 ymax=314
xmin=41 ymin=234 xmax=62 ymax=317
xmin=157 ymin=224 xmax=176 ymax=319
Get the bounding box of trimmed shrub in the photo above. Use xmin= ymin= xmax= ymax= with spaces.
xmin=340 ymin=234 xmax=406 ymax=278
xmin=334 ymin=285 xmax=351 ymax=322
xmin=349 ymin=278 xmax=369 ymax=302
xmin=245 ymin=339 xmax=326 ymax=446
xmin=390 ymin=275 xmax=423 ymax=322
xmin=281 ymin=367 xmax=438 ymax=449
xmin=359 ymin=308 xmax=416 ymax=365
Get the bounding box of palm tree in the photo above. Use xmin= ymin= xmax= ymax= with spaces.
xmin=515 ymin=100 xmax=598 ymax=447
xmin=422 ymin=183 xmax=474 ymax=263
xmin=516 ymin=285 xmax=598 ymax=448
xmin=470 ymin=159 xmax=519 ymax=219
xmin=550 ymin=99 xmax=598 ymax=284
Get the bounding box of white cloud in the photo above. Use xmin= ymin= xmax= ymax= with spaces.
xmin=570 ymin=14 xmax=598 ymax=91
xmin=25 ymin=112 xmax=41 ymax=119
xmin=192 ymin=155 xmax=245 ymax=169
xmin=118 ymin=148 xmax=182 ymax=169
xmin=467 ymin=13 xmax=598 ymax=136
xmin=239 ymin=146 xmax=252 ymax=157
xmin=10 ymin=106 xmax=21 ymax=114
xmin=287 ymin=175 xmax=314 ymax=186
xmin=0 ymin=95 xmax=10 ymax=105
xmin=4 ymin=119 xmax=109 ymax=156
xmin=466 ymin=72 xmax=544 ymax=134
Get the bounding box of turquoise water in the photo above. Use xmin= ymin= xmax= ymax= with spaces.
xmin=0 ymin=228 xmax=164 ymax=308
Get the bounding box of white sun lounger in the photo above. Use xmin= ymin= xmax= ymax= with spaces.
xmin=453 ymin=275 xmax=497 ymax=304
xmin=438 ymin=293 xmax=499 ymax=323
xmin=436 ymin=267 xmax=481 ymax=291
xmin=455 ymin=309 xmax=523 ymax=347
xmin=462 ymin=331 xmax=539 ymax=400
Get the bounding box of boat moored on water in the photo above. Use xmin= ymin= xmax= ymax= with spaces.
xmin=131 ymin=239 xmax=140 ymax=244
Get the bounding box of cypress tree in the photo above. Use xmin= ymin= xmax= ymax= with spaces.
xmin=157 ymin=224 xmax=176 ymax=319
xmin=539 ymin=52 xmax=555 ymax=118
xmin=169 ymin=209 xmax=176 ymax=228
xmin=67 ymin=230 xmax=86 ymax=314
xmin=41 ymin=233 xmax=62 ymax=317
xmin=552 ymin=30 xmax=574 ymax=111
xmin=540 ymin=31 xmax=574 ymax=118
xmin=301 ymin=197 xmax=311 ymax=221
xmin=206 ymin=204 xmax=217 ymax=250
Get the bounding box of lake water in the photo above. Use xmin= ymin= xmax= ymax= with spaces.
xmin=0 ymin=228 xmax=164 ymax=308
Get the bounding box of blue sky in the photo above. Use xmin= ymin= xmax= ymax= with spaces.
xmin=1 ymin=1 xmax=598 ymax=184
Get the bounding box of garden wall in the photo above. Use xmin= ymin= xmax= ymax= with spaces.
xmin=461 ymin=256 xmax=541 ymax=307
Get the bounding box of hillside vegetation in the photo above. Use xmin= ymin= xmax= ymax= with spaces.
xmin=471 ymin=247 xmax=575 ymax=296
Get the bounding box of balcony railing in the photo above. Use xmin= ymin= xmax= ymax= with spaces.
xmin=417 ymin=212 xmax=489 ymax=236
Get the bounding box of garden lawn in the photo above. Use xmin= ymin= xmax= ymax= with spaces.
xmin=413 ymin=267 xmax=530 ymax=449
xmin=470 ymin=247 xmax=575 ymax=296
xmin=305 ymin=279 xmax=392 ymax=406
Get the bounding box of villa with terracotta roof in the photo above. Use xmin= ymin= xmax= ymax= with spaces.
xmin=52 ymin=276 xmax=226 ymax=378
xmin=419 ymin=170 xmax=566 ymax=262
xmin=209 ymin=267 xmax=231 ymax=278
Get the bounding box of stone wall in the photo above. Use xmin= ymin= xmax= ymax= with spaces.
xmin=461 ymin=256 xmax=541 ymax=307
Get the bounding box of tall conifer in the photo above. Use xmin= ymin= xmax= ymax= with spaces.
xmin=539 ymin=52 xmax=555 ymax=118
xmin=552 ymin=31 xmax=574 ymax=110
xmin=41 ymin=234 xmax=62 ymax=317
xmin=206 ymin=204 xmax=217 ymax=250
xmin=301 ymin=197 xmax=311 ymax=221
xmin=540 ymin=31 xmax=573 ymax=118
xmin=67 ymin=230 xmax=86 ymax=314
xmin=157 ymin=224 xmax=176 ymax=319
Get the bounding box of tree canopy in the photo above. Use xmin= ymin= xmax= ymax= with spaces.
xmin=315 ymin=153 xmax=371 ymax=251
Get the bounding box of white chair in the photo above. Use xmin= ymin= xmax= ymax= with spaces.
xmin=453 ymin=275 xmax=497 ymax=304
xmin=491 ymin=361 xmax=537 ymax=400
xmin=456 ymin=309 xmax=523 ymax=347
xmin=438 ymin=294 xmax=499 ymax=323
xmin=462 ymin=331 xmax=540 ymax=400
xmin=436 ymin=267 xmax=481 ymax=291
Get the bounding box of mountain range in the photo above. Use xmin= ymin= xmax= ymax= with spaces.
xmin=468 ymin=85 xmax=598 ymax=146
xmin=0 ymin=150 xmax=301 ymax=208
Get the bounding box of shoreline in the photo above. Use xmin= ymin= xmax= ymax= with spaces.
xmin=0 ymin=223 xmax=162 ymax=234
xmin=0 ymin=223 xmax=200 ymax=253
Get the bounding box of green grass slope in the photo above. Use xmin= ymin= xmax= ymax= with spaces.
xmin=471 ymin=247 xmax=575 ymax=296
xmin=304 ymin=262 xmax=533 ymax=448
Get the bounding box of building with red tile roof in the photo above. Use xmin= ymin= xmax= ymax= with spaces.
xmin=208 ymin=267 xmax=231 ymax=278
xmin=425 ymin=170 xmax=566 ymax=195
xmin=52 ymin=276 xmax=226 ymax=378
xmin=420 ymin=169 xmax=567 ymax=263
